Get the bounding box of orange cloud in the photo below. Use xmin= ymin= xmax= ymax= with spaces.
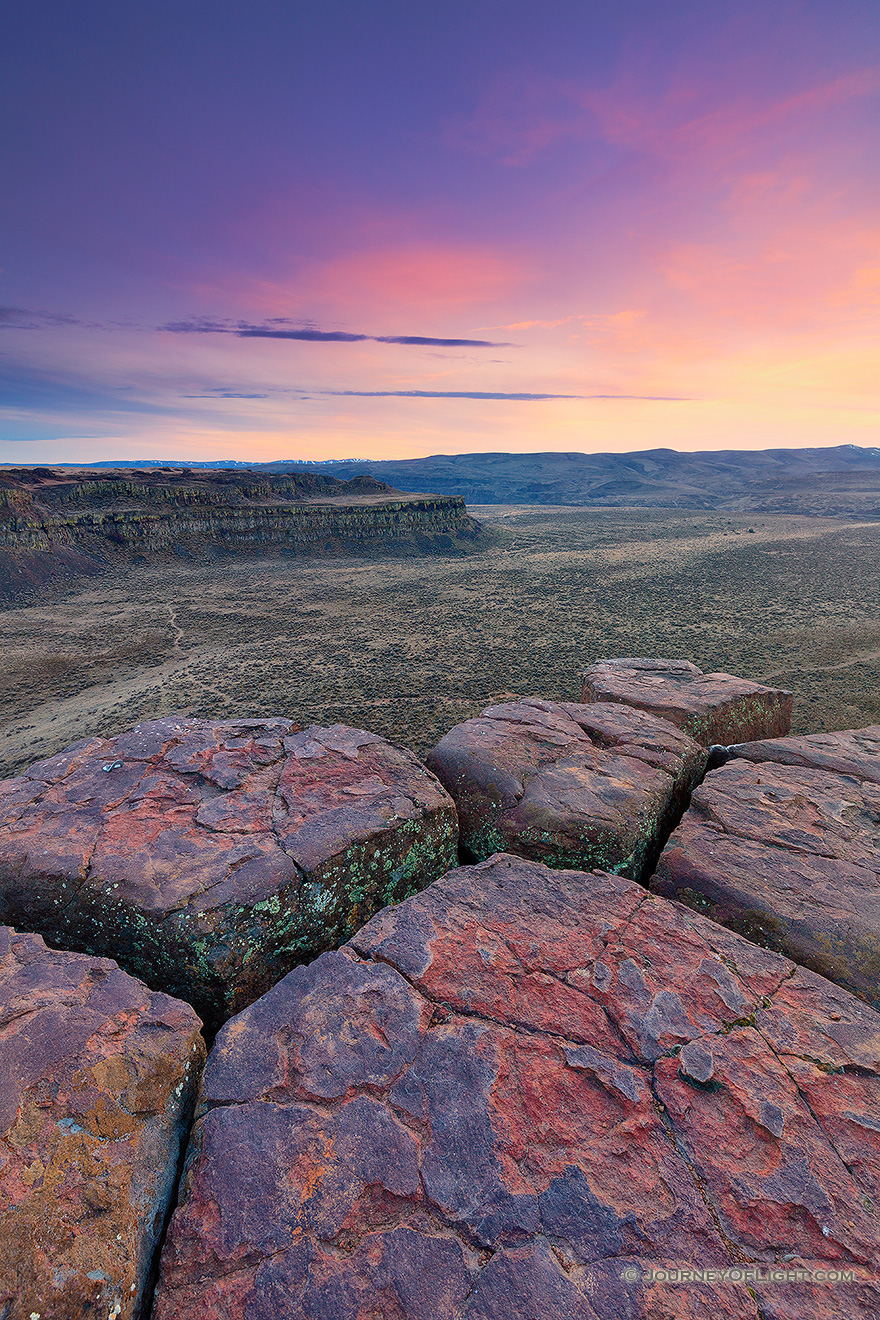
xmin=659 ymin=219 xmax=880 ymax=331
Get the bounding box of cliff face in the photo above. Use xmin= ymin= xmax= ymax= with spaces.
xmin=0 ymin=467 xmax=490 ymax=598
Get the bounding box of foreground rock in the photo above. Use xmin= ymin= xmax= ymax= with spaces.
xmin=155 ymin=854 xmax=880 ymax=1319
xmin=729 ymin=725 xmax=880 ymax=783
xmin=0 ymin=716 xmax=457 ymax=1026
xmin=0 ymin=926 xmax=204 ymax=1320
xmin=652 ymin=744 xmax=880 ymax=1009
xmin=581 ymin=658 xmax=792 ymax=745
xmin=425 ymin=698 xmax=705 ymax=879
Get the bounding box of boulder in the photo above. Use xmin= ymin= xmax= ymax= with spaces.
xmin=580 ymin=658 xmax=792 ymax=746
xmin=425 ymin=698 xmax=705 ymax=879
xmin=651 ymin=755 xmax=880 ymax=1009
xmin=0 ymin=716 xmax=457 ymax=1027
xmin=154 ymin=855 xmax=880 ymax=1319
xmin=0 ymin=925 xmax=204 ymax=1320
xmin=729 ymin=725 xmax=880 ymax=784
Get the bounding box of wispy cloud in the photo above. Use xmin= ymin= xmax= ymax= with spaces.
xmin=326 ymin=390 xmax=688 ymax=401
xmin=175 ymin=385 xmax=690 ymax=403
xmin=1 ymin=309 xmax=512 ymax=349
xmin=0 ymin=305 xmax=90 ymax=330
xmin=161 ymin=318 xmax=510 ymax=347
xmin=447 ymin=59 xmax=880 ymax=169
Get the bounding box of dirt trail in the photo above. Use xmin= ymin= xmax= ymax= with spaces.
xmin=760 ymin=648 xmax=880 ymax=681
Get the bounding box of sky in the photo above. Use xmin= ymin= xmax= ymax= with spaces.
xmin=1 ymin=0 xmax=879 ymax=464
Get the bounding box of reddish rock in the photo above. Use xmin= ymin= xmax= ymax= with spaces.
xmin=651 ymin=757 xmax=880 ymax=1009
xmin=0 ymin=716 xmax=457 ymax=1026
xmin=580 ymin=658 xmax=792 ymax=745
xmin=730 ymin=725 xmax=880 ymax=784
xmin=0 ymin=925 xmax=204 ymax=1320
xmin=153 ymin=854 xmax=880 ymax=1319
xmin=425 ymin=698 xmax=705 ymax=879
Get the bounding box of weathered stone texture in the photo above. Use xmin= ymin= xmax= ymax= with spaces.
xmin=730 ymin=725 xmax=880 ymax=783
xmin=652 ymin=754 xmax=880 ymax=1008
xmin=425 ymin=698 xmax=705 ymax=879
xmin=0 ymin=716 xmax=457 ymax=1026
xmin=154 ymin=855 xmax=880 ymax=1319
xmin=0 ymin=925 xmax=204 ymax=1320
xmin=580 ymin=657 xmax=792 ymax=745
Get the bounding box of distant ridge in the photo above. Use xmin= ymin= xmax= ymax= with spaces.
xmin=32 ymin=445 xmax=880 ymax=514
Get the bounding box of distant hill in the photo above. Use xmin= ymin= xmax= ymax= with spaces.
xmin=41 ymin=446 xmax=880 ymax=514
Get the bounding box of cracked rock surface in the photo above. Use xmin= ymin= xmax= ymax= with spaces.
xmin=730 ymin=726 xmax=880 ymax=784
xmin=153 ymin=854 xmax=880 ymax=1319
xmin=652 ymin=749 xmax=880 ymax=1010
xmin=580 ymin=658 xmax=792 ymax=746
xmin=425 ymin=698 xmax=705 ymax=879
xmin=0 ymin=716 xmax=457 ymax=1026
xmin=0 ymin=924 xmax=204 ymax=1320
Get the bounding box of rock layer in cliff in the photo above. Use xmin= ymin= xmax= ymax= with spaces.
xmin=0 ymin=466 xmax=491 ymax=600
xmin=652 ymin=734 xmax=880 ymax=1009
xmin=0 ymin=925 xmax=204 ymax=1320
xmin=426 ymin=698 xmax=705 ymax=879
xmin=580 ymin=658 xmax=792 ymax=746
xmin=0 ymin=716 xmax=458 ymax=1026
xmin=153 ymin=854 xmax=880 ymax=1319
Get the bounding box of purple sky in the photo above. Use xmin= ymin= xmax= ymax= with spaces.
xmin=2 ymin=1 xmax=879 ymax=462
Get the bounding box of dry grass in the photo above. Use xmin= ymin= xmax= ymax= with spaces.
xmin=1 ymin=505 xmax=879 ymax=776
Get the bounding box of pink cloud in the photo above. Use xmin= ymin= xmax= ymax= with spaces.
xmin=576 ymin=63 xmax=880 ymax=167
xmin=307 ymin=244 xmax=527 ymax=312
xmin=193 ymin=242 xmax=530 ymax=324
xmin=449 ymin=52 xmax=880 ymax=168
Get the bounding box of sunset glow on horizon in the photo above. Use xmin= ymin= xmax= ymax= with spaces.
xmin=2 ymin=1 xmax=878 ymax=464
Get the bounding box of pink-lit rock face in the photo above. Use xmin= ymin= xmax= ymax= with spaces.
xmin=0 ymin=925 xmax=204 ymax=1320
xmin=0 ymin=716 xmax=457 ymax=1026
xmin=154 ymin=855 xmax=880 ymax=1320
xmin=730 ymin=725 xmax=880 ymax=783
xmin=426 ymin=697 xmax=705 ymax=879
xmin=652 ymin=746 xmax=880 ymax=1010
xmin=580 ymin=658 xmax=792 ymax=746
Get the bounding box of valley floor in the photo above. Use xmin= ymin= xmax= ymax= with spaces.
xmin=1 ymin=505 xmax=879 ymax=776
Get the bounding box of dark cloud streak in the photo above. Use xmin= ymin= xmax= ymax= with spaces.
xmin=374 ymin=335 xmax=506 ymax=347
xmin=160 ymin=318 xmax=510 ymax=347
xmin=2 ymin=310 xmax=511 ymax=347
xmin=0 ymin=305 xmax=89 ymax=329
xmin=238 ymin=328 xmax=369 ymax=342
xmin=325 ymin=390 xmax=689 ymax=401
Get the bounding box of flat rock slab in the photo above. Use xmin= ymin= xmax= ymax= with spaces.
xmin=0 ymin=716 xmax=457 ymax=1026
xmin=652 ymin=755 xmax=880 ymax=1008
xmin=580 ymin=657 xmax=792 ymax=746
xmin=425 ymin=698 xmax=705 ymax=879
xmin=0 ymin=925 xmax=204 ymax=1320
xmin=730 ymin=725 xmax=880 ymax=784
xmin=154 ymin=854 xmax=880 ymax=1319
